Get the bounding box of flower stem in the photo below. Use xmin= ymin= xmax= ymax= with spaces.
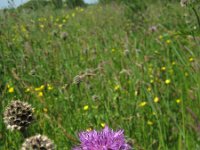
xmin=192 ymin=6 xmax=200 ymax=29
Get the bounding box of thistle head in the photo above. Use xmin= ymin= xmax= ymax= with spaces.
xmin=73 ymin=75 xmax=83 ymax=85
xmin=21 ymin=134 xmax=55 ymax=150
xmin=60 ymin=32 xmax=68 ymax=40
xmin=180 ymin=0 xmax=188 ymax=7
xmin=3 ymin=100 xmax=34 ymax=131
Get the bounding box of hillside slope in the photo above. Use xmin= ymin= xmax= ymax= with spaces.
xmin=0 ymin=2 xmax=200 ymax=149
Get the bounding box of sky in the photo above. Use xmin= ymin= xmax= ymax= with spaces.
xmin=0 ymin=0 xmax=99 ymax=8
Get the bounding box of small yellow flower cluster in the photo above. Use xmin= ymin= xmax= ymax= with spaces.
xmin=35 ymin=85 xmax=45 ymax=91
xmin=23 ymin=84 xmax=54 ymax=97
xmin=7 ymin=84 xmax=14 ymax=93
xmin=47 ymin=84 xmax=53 ymax=90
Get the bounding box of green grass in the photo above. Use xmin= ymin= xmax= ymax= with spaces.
xmin=0 ymin=1 xmax=200 ymax=149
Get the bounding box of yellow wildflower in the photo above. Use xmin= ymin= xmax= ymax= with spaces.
xmin=7 ymin=84 xmax=10 ymax=88
xmin=165 ymin=79 xmax=171 ymax=84
xmin=161 ymin=67 xmax=166 ymax=71
xmin=159 ymin=35 xmax=163 ymax=40
xmin=185 ymin=72 xmax=189 ymax=77
xmin=176 ymin=99 xmax=181 ymax=104
xmin=112 ymin=48 xmax=115 ymax=52
xmin=152 ymin=112 xmax=156 ymax=116
xmin=147 ymin=87 xmax=151 ymax=92
xmin=139 ymin=101 xmax=147 ymax=107
xmin=86 ymin=128 xmax=92 ymax=131
xmin=114 ymin=85 xmax=120 ymax=91
xmin=38 ymin=92 xmax=43 ymax=97
xmin=154 ymin=97 xmax=159 ymax=103
xmin=83 ymin=105 xmax=89 ymax=111
xmin=35 ymin=85 xmax=45 ymax=91
xmin=8 ymin=87 xmax=14 ymax=93
xmin=43 ymin=108 xmax=48 ymax=113
xmin=189 ymin=57 xmax=194 ymax=62
xmin=21 ymin=26 xmax=27 ymax=33
xmin=172 ymin=61 xmax=176 ymax=65
xmin=166 ymin=40 xmax=171 ymax=44
xmin=147 ymin=120 xmax=153 ymax=126
xmin=25 ymin=88 xmax=30 ymax=92
xmin=101 ymin=123 xmax=106 ymax=128
xmin=47 ymin=84 xmax=53 ymax=90
xmin=150 ymin=79 xmax=154 ymax=83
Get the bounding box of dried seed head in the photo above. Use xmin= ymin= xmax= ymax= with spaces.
xmin=52 ymin=30 xmax=58 ymax=37
xmin=148 ymin=26 xmax=157 ymax=32
xmin=21 ymin=134 xmax=55 ymax=150
xmin=124 ymin=49 xmax=130 ymax=57
xmin=73 ymin=75 xmax=83 ymax=85
xmin=92 ymin=95 xmax=99 ymax=101
xmin=85 ymin=68 xmax=93 ymax=74
xmin=180 ymin=0 xmax=188 ymax=7
xmin=3 ymin=100 xmax=34 ymax=131
xmin=60 ymin=32 xmax=68 ymax=40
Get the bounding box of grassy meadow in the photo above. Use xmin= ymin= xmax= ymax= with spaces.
xmin=0 ymin=1 xmax=200 ymax=149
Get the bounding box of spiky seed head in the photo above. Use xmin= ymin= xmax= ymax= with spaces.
xmin=60 ymin=32 xmax=68 ymax=40
xmin=3 ymin=100 xmax=34 ymax=131
xmin=85 ymin=68 xmax=93 ymax=74
xmin=52 ymin=30 xmax=58 ymax=37
xmin=92 ymin=95 xmax=99 ymax=101
xmin=149 ymin=26 xmax=157 ymax=32
xmin=73 ymin=75 xmax=83 ymax=85
xmin=21 ymin=134 xmax=55 ymax=150
xmin=180 ymin=0 xmax=188 ymax=7
xmin=124 ymin=49 xmax=130 ymax=57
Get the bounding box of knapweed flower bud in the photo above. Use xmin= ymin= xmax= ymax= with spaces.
xmin=4 ymin=100 xmax=34 ymax=131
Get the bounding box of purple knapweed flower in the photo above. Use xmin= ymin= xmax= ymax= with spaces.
xmin=73 ymin=126 xmax=132 ymax=150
